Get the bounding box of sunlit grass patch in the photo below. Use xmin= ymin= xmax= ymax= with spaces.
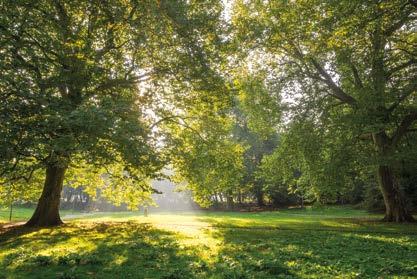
xmin=1 ymin=207 xmax=417 ymax=278
xmin=0 ymin=207 xmax=35 ymax=223
xmin=0 ymin=222 xmax=209 ymax=279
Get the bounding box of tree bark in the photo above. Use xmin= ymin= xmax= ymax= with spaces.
xmin=25 ymin=165 xmax=67 ymax=227
xmin=377 ymin=165 xmax=414 ymax=222
xmin=373 ymin=132 xmax=414 ymax=222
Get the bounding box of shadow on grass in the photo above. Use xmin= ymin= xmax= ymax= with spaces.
xmin=0 ymin=224 xmax=74 ymax=250
xmin=0 ymin=221 xmax=297 ymax=279
xmin=198 ymin=217 xmax=417 ymax=278
xmin=2 ymin=218 xmax=415 ymax=278
xmin=0 ymin=222 xmax=208 ymax=279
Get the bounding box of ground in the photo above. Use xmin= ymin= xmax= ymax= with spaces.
xmin=0 ymin=207 xmax=416 ymax=279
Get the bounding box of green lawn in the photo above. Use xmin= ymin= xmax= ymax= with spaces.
xmin=1 ymin=207 xmax=416 ymax=278
xmin=0 ymin=207 xmax=78 ymax=223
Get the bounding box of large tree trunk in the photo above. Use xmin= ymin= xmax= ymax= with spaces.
xmin=377 ymin=165 xmax=414 ymax=222
xmin=372 ymin=131 xmax=414 ymax=222
xmin=25 ymin=165 xmax=67 ymax=227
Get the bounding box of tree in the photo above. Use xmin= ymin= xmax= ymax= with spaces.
xmin=232 ymin=73 xmax=281 ymax=206
xmin=233 ymin=0 xmax=417 ymax=221
xmin=0 ymin=0 xmax=225 ymax=226
xmin=258 ymin=118 xmax=362 ymax=207
xmin=167 ymin=111 xmax=245 ymax=208
xmin=165 ymin=70 xmax=282 ymax=209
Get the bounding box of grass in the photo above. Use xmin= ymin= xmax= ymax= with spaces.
xmin=0 ymin=207 xmax=77 ymax=223
xmin=0 ymin=206 xmax=416 ymax=278
xmin=0 ymin=207 xmax=36 ymax=223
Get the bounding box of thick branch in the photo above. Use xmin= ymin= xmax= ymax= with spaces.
xmin=388 ymin=80 xmax=417 ymax=113
xmin=310 ymin=58 xmax=357 ymax=105
xmin=350 ymin=63 xmax=364 ymax=89
xmin=391 ymin=110 xmax=417 ymax=146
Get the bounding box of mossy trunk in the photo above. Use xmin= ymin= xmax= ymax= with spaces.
xmin=26 ymin=165 xmax=67 ymax=227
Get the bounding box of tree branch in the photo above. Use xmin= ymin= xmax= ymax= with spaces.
xmin=310 ymin=58 xmax=357 ymax=105
xmin=391 ymin=110 xmax=417 ymax=146
xmin=383 ymin=6 xmax=413 ymax=36
xmin=386 ymin=58 xmax=417 ymax=79
xmin=149 ymin=115 xmax=185 ymax=130
xmin=409 ymin=0 xmax=417 ymax=9
xmin=388 ymin=80 xmax=417 ymax=113
xmin=350 ymin=63 xmax=364 ymax=89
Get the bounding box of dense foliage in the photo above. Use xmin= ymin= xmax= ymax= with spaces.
xmin=0 ymin=0 xmax=416 ymax=224
xmin=0 ymin=0 xmax=227 ymax=225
